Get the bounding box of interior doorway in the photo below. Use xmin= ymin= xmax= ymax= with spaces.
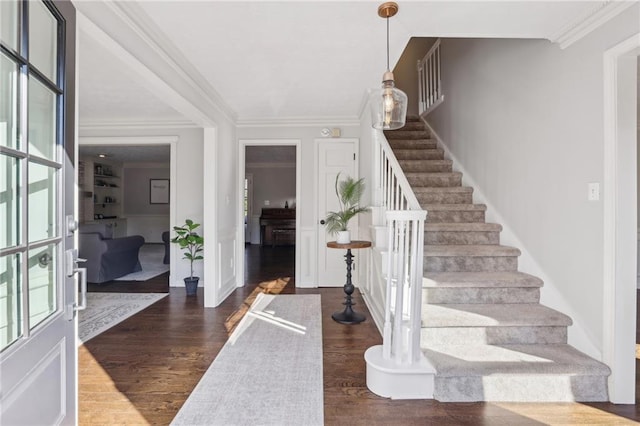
xmin=78 ymin=138 xmax=177 ymax=291
xmin=237 ymin=140 xmax=302 ymax=289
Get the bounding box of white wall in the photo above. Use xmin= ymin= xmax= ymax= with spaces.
xmin=79 ymin=128 xmax=204 ymax=287
xmin=425 ymin=6 xmax=639 ymax=359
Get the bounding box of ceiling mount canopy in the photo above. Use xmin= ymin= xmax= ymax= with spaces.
xmin=370 ymin=1 xmax=407 ymax=131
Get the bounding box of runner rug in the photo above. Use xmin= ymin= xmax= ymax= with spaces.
xmin=78 ymin=292 xmax=168 ymax=344
xmin=171 ymin=294 xmax=323 ymax=426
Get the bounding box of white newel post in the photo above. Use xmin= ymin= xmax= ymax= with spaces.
xmin=364 ymin=210 xmax=435 ymax=399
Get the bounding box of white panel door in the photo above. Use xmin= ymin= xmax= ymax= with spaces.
xmin=317 ymin=139 xmax=357 ymax=287
xmin=0 ymin=1 xmax=77 ymax=424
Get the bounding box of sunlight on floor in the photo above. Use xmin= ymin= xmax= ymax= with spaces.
xmin=224 ymin=277 xmax=290 ymax=335
xmin=636 ymin=344 xmax=640 ymax=359
xmin=78 ymin=346 xmax=147 ymax=424
xmin=493 ymin=402 xmax=638 ymax=425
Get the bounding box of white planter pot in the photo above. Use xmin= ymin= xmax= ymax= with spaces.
xmin=336 ymin=231 xmax=351 ymax=244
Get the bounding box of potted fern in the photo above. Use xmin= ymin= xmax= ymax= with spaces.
xmin=324 ymin=173 xmax=368 ymax=244
xmin=171 ymin=219 xmax=204 ymax=296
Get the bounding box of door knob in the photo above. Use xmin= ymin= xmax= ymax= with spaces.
xmin=320 ymin=220 xmax=325 ymax=225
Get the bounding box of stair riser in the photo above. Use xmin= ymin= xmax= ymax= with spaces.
xmin=422 ymin=287 xmax=539 ymax=304
xmin=421 ymin=326 xmax=566 ymax=345
xmin=434 ymin=375 xmax=608 ymax=402
xmin=407 ymin=175 xmax=461 ymax=187
xmin=425 ymin=256 xmax=518 ymax=272
xmin=385 ymin=131 xmax=429 ymax=139
xmin=426 ymin=211 xmax=485 ymax=223
xmin=416 ymin=192 xmax=473 ymax=204
xmin=389 ymin=140 xmax=437 ymax=150
xmin=425 ymin=230 xmax=498 ymax=245
xmin=399 ymin=161 xmax=452 ymax=173
xmin=394 ymin=150 xmax=444 ymax=160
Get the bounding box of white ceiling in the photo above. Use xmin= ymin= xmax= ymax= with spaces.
xmin=75 ymin=1 xmax=617 ymax=126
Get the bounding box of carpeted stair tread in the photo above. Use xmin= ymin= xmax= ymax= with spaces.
xmin=399 ymin=159 xmax=452 ymax=172
xmin=422 ymin=303 xmax=572 ymax=327
xmin=425 ymin=244 xmax=520 ymax=257
xmin=390 ymin=139 xmax=437 ymax=149
xmin=425 ymin=223 xmax=501 ymax=232
xmin=424 ymin=272 xmax=543 ymax=288
xmin=422 ymin=203 xmax=486 ymax=212
xmin=385 ymin=130 xmax=430 ymax=139
xmin=394 ymin=149 xmax=445 ymax=160
xmin=424 ymin=344 xmax=610 ymax=377
xmin=413 ymin=187 xmax=473 ymax=195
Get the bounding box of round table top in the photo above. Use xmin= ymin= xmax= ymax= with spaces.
xmin=327 ymin=240 xmax=372 ymax=249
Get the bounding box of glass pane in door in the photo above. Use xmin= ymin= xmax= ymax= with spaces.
xmin=0 ymin=53 xmax=19 ymax=150
xmin=0 ymin=1 xmax=19 ymax=52
xmin=28 ymin=162 xmax=56 ymax=242
xmin=28 ymin=244 xmax=56 ymax=328
xmin=0 ymin=254 xmax=21 ymax=350
xmin=28 ymin=77 xmax=57 ymax=161
xmin=28 ymin=0 xmax=57 ymax=83
xmin=1 ymin=155 xmax=20 ymax=248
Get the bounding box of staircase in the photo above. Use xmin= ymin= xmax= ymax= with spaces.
xmin=383 ymin=117 xmax=611 ymax=402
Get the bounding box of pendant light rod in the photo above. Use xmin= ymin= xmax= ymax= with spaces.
xmin=386 ymin=16 xmax=390 ymax=71
xmin=378 ymin=2 xmax=398 ymax=72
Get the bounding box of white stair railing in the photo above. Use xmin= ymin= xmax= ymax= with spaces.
xmin=417 ymin=39 xmax=444 ymax=115
xmin=364 ymin=129 xmax=434 ymax=399
xmin=383 ymin=210 xmax=426 ymax=365
xmin=373 ymin=130 xmax=421 ymax=212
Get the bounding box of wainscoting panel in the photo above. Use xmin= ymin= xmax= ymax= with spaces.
xmin=298 ymin=227 xmax=316 ymax=287
xmin=217 ymin=230 xmax=237 ymax=304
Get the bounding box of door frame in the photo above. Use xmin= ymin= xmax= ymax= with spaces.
xmin=236 ymin=139 xmax=302 ymax=289
xmin=602 ymin=32 xmax=639 ymax=404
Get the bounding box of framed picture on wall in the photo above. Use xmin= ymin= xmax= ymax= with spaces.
xmin=150 ymin=179 xmax=170 ymax=204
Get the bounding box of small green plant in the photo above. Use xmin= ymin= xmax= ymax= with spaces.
xmin=324 ymin=173 xmax=368 ymax=235
xmin=171 ymin=219 xmax=204 ymax=279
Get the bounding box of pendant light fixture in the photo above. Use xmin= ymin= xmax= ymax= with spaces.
xmin=370 ymin=2 xmax=407 ymax=130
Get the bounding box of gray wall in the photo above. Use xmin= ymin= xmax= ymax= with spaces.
xmin=246 ymin=166 xmax=296 ymax=212
xmin=425 ymin=6 xmax=638 ymax=360
xmin=123 ymin=166 xmax=170 ymax=215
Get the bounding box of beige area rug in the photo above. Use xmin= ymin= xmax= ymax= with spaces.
xmin=172 ymin=294 xmax=323 ymax=426
xmin=78 ymin=292 xmax=168 ymax=344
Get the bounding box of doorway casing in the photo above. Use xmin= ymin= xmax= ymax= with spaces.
xmin=603 ymin=32 xmax=639 ymax=404
xmin=236 ymin=139 xmax=302 ymax=290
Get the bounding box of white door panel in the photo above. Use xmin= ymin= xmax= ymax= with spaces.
xmin=0 ymin=1 xmax=77 ymax=424
xmin=316 ymin=139 xmax=358 ymax=287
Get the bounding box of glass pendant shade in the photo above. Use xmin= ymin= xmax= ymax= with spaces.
xmin=370 ymin=71 xmax=407 ymax=130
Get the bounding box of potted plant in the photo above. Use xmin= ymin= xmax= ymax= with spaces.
xmin=324 ymin=173 xmax=368 ymax=244
xmin=171 ymin=219 xmax=204 ymax=296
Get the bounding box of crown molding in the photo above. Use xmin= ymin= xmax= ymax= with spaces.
xmin=550 ymin=1 xmax=637 ymax=49
xmin=76 ymin=2 xmax=237 ymax=126
xmin=79 ymin=118 xmax=197 ymax=131
xmin=236 ymin=116 xmax=361 ymax=128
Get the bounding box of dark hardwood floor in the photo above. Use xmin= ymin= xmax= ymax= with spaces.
xmin=79 ymin=245 xmax=640 ymax=425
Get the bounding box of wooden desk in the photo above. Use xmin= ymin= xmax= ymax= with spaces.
xmin=327 ymin=240 xmax=372 ymax=324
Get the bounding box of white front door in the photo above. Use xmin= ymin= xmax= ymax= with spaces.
xmin=1 ymin=1 xmax=78 ymax=424
xmin=316 ymin=139 xmax=357 ymax=287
